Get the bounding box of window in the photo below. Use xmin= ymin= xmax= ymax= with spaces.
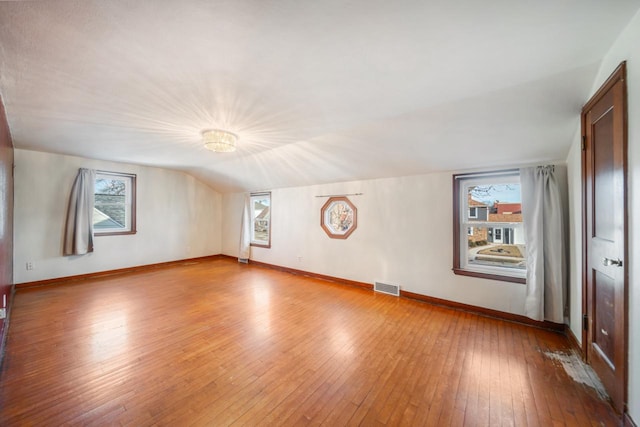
xmin=93 ymin=172 xmax=136 ymax=236
xmin=250 ymin=192 xmax=271 ymax=248
xmin=453 ymin=170 xmax=526 ymax=283
xmin=320 ymin=196 xmax=358 ymax=239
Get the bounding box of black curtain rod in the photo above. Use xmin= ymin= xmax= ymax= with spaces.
xmin=315 ymin=193 xmax=363 ymax=198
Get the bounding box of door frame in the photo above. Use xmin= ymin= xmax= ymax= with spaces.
xmin=581 ymin=61 xmax=628 ymax=412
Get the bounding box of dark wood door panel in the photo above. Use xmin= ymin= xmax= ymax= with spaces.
xmin=593 ymin=269 xmax=615 ymax=364
xmin=592 ymin=110 xmax=614 ymax=242
xmin=582 ymin=62 xmax=627 ymax=415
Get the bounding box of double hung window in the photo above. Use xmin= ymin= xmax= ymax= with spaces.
xmin=93 ymin=172 xmax=136 ymax=236
xmin=250 ymin=192 xmax=271 ymax=248
xmin=453 ymin=170 xmax=526 ymax=283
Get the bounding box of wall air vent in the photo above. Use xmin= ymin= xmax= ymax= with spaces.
xmin=374 ymin=281 xmax=400 ymax=296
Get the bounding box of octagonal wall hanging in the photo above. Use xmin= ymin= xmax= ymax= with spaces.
xmin=321 ymin=196 xmax=357 ymax=239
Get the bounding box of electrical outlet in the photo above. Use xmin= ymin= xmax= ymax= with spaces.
xmin=26 ymin=261 xmax=34 ymax=270
xmin=297 ymin=256 xmax=302 ymax=262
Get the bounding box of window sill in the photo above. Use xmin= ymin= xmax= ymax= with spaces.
xmin=453 ymin=268 xmax=526 ymax=284
xmin=250 ymin=243 xmax=271 ymax=249
xmin=95 ymin=231 xmax=137 ymax=237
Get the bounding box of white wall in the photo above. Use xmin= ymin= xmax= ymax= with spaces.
xmin=14 ymin=149 xmax=222 ymax=283
xmin=222 ymin=172 xmax=528 ymax=316
xmin=566 ymin=135 xmax=583 ymax=339
xmin=566 ymin=8 xmax=640 ymax=422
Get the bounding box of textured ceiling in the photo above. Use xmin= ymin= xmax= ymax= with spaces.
xmin=1 ymin=0 xmax=639 ymax=193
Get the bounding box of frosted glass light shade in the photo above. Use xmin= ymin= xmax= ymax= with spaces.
xmin=202 ymin=129 xmax=237 ymax=152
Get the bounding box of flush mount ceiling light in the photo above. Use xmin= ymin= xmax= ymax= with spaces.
xmin=202 ymin=129 xmax=238 ymax=153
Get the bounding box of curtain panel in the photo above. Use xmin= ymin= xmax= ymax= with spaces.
xmin=520 ymin=165 xmax=567 ymax=323
xmin=63 ymin=168 xmax=96 ymax=256
xmin=238 ymin=193 xmax=251 ymax=263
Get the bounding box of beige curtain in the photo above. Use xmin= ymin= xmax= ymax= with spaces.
xmin=238 ymin=193 xmax=251 ymax=263
xmin=63 ymin=168 xmax=96 ymax=256
xmin=520 ymin=165 xmax=568 ymax=323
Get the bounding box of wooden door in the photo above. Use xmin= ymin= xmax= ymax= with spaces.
xmin=0 ymin=97 xmax=14 ymax=353
xmin=582 ymin=62 xmax=628 ymax=414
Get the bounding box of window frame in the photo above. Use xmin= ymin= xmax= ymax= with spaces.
xmin=469 ymin=207 xmax=478 ymax=218
xmin=94 ymin=171 xmax=137 ymax=237
xmin=452 ymin=170 xmax=525 ymax=284
xmin=320 ymin=196 xmax=358 ymax=239
xmin=250 ymin=192 xmax=271 ymax=248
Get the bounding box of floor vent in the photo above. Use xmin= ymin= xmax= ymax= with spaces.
xmin=374 ymin=281 xmax=400 ymax=296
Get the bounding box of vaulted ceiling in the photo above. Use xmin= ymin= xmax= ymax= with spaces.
xmin=1 ymin=1 xmax=639 ymax=193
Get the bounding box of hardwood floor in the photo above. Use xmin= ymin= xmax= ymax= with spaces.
xmin=0 ymin=258 xmax=620 ymax=426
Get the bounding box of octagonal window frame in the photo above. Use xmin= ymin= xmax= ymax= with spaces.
xmin=320 ymin=196 xmax=358 ymax=239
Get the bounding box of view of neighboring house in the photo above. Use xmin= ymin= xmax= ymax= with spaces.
xmin=255 ymin=205 xmax=270 ymax=231
xmin=253 ymin=203 xmax=270 ymax=241
xmin=467 ymin=197 xmax=524 ymax=246
xmin=93 ymin=208 xmax=123 ymax=230
xmin=93 ymin=193 xmax=126 ymax=230
xmin=467 ymin=196 xmax=489 ymax=244
xmin=488 ymin=201 xmax=524 ymax=245
xmin=493 ymin=202 xmax=522 ymax=215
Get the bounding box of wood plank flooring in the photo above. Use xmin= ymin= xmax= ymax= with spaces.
xmin=0 ymin=258 xmax=620 ymax=426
